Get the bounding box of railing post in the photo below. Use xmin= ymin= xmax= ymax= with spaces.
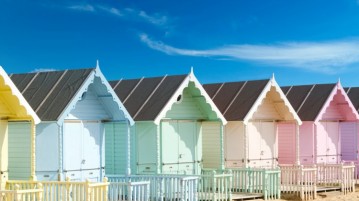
xmin=37 ymin=183 xmax=43 ymax=201
xmin=127 ymin=182 xmax=133 ymax=201
xmin=65 ymin=177 xmax=71 ymax=201
xmin=262 ymin=169 xmax=268 ymax=200
xmin=103 ymin=177 xmax=109 ymax=201
xmin=159 ymin=177 xmax=164 ymax=201
xmin=180 ymin=178 xmax=185 ymax=201
xmin=86 ymin=179 xmax=91 ymax=201
xmin=14 ymin=184 xmax=21 ymax=201
xmin=212 ymin=170 xmax=216 ymax=201
xmin=228 ymin=169 xmax=233 ymax=201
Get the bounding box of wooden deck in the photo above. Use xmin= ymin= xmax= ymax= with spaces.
xmin=231 ymin=192 xmax=263 ymax=200
xmin=317 ymin=186 xmax=341 ymax=192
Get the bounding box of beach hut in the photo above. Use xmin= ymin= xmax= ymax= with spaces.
xmin=9 ymin=65 xmax=133 ymax=181
xmin=282 ymin=82 xmax=359 ymax=165
xmin=109 ymin=70 xmax=227 ymax=175
xmin=0 ymin=66 xmax=40 ymax=188
xmin=203 ymin=77 xmax=301 ymax=168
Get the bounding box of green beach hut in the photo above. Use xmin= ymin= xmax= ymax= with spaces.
xmin=109 ymin=70 xmax=227 ymax=175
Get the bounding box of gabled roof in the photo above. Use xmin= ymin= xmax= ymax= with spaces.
xmin=10 ymin=66 xmax=134 ymax=125
xmin=203 ymin=77 xmax=301 ymax=124
xmin=283 ymin=82 xmax=359 ymax=121
xmin=110 ymin=70 xmax=227 ymax=125
xmin=0 ymin=66 xmax=40 ymax=124
xmin=345 ymin=87 xmax=359 ymax=111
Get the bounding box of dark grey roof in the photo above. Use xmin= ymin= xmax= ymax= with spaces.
xmin=10 ymin=68 xmax=93 ymax=121
xmin=110 ymin=74 xmax=187 ymax=121
xmin=282 ymin=84 xmax=335 ymax=121
xmin=203 ymin=79 xmax=269 ymax=121
xmin=345 ymin=87 xmax=359 ymax=111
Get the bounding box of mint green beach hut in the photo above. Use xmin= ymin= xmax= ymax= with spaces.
xmin=109 ymin=70 xmax=227 ymax=175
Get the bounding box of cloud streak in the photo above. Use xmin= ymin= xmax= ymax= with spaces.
xmin=140 ymin=34 xmax=359 ymax=73
xmin=68 ymin=4 xmax=168 ymax=27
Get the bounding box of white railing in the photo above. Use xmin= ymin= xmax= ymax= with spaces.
xmin=6 ymin=177 xmax=109 ymax=201
xmin=107 ymin=175 xmax=198 ymax=201
xmin=108 ymin=181 xmax=150 ymax=201
xmin=202 ymin=168 xmax=280 ymax=200
xmin=280 ymin=164 xmax=317 ymax=200
xmin=197 ymin=170 xmax=232 ymax=201
xmin=0 ymin=184 xmax=43 ymax=201
xmin=317 ymin=162 xmax=355 ymax=193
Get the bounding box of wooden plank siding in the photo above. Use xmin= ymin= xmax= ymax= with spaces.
xmin=8 ymin=122 xmax=31 ymax=180
xmin=105 ymin=122 xmax=128 ymax=175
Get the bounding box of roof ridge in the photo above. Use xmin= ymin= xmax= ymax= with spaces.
xmin=133 ymin=75 xmax=167 ymax=119
xmin=123 ymin=77 xmax=144 ymax=104
xmin=21 ymin=72 xmax=40 ymax=94
xmin=223 ymin=81 xmax=248 ymax=115
xmin=211 ymin=83 xmax=225 ymax=99
xmin=297 ymin=84 xmax=316 ymax=113
xmin=35 ymin=70 xmax=68 ymax=113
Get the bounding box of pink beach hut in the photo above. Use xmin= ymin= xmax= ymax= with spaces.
xmin=204 ymin=77 xmax=301 ymax=169
xmin=344 ymin=87 xmax=359 ymax=162
xmin=281 ymin=82 xmax=359 ymax=165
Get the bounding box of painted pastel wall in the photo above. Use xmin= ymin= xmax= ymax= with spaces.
xmin=36 ymin=122 xmax=59 ymax=181
xmin=135 ymin=122 xmax=157 ymax=174
xmin=277 ymin=123 xmax=296 ymax=164
xmin=8 ymin=122 xmax=31 ymax=180
xmin=105 ymin=122 xmax=128 ymax=175
xmin=340 ymin=122 xmax=357 ymax=161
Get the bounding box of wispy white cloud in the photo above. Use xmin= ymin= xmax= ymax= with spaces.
xmin=67 ymin=4 xmax=168 ymax=27
xmin=68 ymin=4 xmax=95 ymax=12
xmin=139 ymin=34 xmax=359 ymax=73
xmin=31 ymin=68 xmax=57 ymax=73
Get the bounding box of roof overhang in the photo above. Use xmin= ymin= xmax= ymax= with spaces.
xmin=243 ymin=76 xmax=302 ymax=125
xmin=57 ymin=66 xmax=135 ymax=125
xmin=314 ymin=81 xmax=359 ymax=123
xmin=154 ymin=69 xmax=227 ymax=125
xmin=0 ymin=66 xmax=41 ymax=124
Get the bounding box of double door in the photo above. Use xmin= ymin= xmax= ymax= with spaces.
xmin=316 ymin=121 xmax=339 ymax=164
xmin=161 ymin=120 xmax=200 ymax=175
xmin=63 ymin=120 xmax=103 ymax=181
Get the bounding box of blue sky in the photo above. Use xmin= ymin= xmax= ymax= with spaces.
xmin=1 ymin=0 xmax=359 ymax=86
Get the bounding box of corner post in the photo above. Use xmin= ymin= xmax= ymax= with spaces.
xmin=30 ymin=120 xmax=37 ymax=181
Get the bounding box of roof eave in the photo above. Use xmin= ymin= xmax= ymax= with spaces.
xmin=154 ymin=70 xmax=227 ymax=125
xmin=0 ymin=66 xmax=41 ymax=124
xmin=243 ymin=77 xmax=302 ymax=125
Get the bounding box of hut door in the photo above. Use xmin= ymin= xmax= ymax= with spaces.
xmin=64 ymin=121 xmax=102 ymax=181
xmin=162 ymin=121 xmax=179 ymax=173
xmin=248 ymin=121 xmax=276 ymax=167
xmin=317 ymin=121 xmax=339 ymax=164
xmin=340 ymin=122 xmax=357 ymax=161
xmin=161 ymin=120 xmax=198 ymax=174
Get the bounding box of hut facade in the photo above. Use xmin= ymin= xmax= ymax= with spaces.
xmin=109 ymin=70 xmax=227 ymax=175
xmin=0 ymin=66 xmax=40 ymax=188
xmin=203 ymin=77 xmax=301 ymax=168
xmin=282 ymin=82 xmax=359 ymax=164
xmin=9 ymin=66 xmax=133 ymax=181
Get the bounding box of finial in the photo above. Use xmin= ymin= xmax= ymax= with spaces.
xmin=272 ymin=73 xmax=275 ymax=79
xmin=190 ymin=66 xmax=194 ymax=74
xmin=96 ymin=60 xmax=99 ymax=69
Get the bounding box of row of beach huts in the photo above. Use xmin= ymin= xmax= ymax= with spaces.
xmin=0 ymin=63 xmax=359 ymax=201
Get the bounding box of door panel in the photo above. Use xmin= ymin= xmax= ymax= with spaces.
xmin=225 ymin=122 xmax=244 ymax=168
xmin=63 ymin=122 xmax=83 ymax=171
xmin=161 ymin=121 xmax=179 ymax=173
xmin=178 ymin=122 xmax=197 ymax=174
xmin=261 ymin=122 xmax=276 ymax=167
xmin=247 ymin=122 xmax=261 ymax=167
xmin=316 ymin=122 xmax=327 ymax=163
xmin=82 ymin=122 xmax=101 ymax=169
xmin=326 ymin=122 xmax=339 ymax=163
